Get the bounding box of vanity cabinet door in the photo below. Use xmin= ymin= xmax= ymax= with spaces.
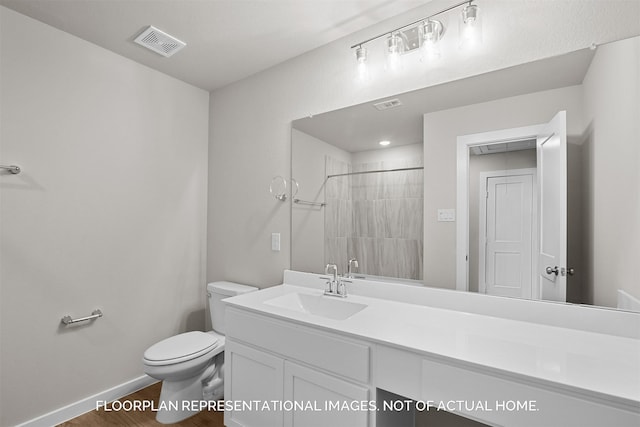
xmin=225 ymin=339 xmax=285 ymax=427
xmin=283 ymin=361 xmax=370 ymax=427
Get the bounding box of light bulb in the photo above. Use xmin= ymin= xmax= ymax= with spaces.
xmin=459 ymin=4 xmax=482 ymax=49
xmin=386 ymin=32 xmax=404 ymax=71
xmin=420 ymin=19 xmax=443 ymax=61
xmin=355 ymin=45 xmax=370 ymax=83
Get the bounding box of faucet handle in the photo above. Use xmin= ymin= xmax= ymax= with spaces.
xmin=338 ymin=280 xmax=347 ymax=297
xmin=325 ymin=280 xmax=333 ymax=293
xmin=347 ymin=258 xmax=358 ymax=278
xmin=325 ymin=263 xmax=337 ymax=275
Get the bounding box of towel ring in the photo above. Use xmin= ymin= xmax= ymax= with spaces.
xmin=270 ymin=176 xmax=288 ymax=201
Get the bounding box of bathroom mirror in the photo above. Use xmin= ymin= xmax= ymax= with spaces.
xmin=291 ymin=35 xmax=639 ymax=311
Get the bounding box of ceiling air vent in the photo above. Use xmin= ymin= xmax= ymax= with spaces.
xmin=134 ymin=26 xmax=186 ymax=58
xmin=373 ymin=98 xmax=403 ymax=111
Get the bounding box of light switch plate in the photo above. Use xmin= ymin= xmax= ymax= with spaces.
xmin=271 ymin=233 xmax=281 ymax=251
xmin=437 ymin=209 xmax=456 ymax=222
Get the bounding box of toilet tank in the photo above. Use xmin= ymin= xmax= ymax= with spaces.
xmin=207 ymin=281 xmax=258 ymax=334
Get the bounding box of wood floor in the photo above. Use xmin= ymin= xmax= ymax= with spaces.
xmin=58 ymin=382 xmax=224 ymax=426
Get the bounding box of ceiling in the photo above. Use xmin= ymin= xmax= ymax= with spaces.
xmin=292 ymin=47 xmax=595 ymax=153
xmin=0 ymin=0 xmax=429 ymax=91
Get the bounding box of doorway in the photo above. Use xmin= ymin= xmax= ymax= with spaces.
xmin=479 ymin=168 xmax=536 ymax=298
xmin=456 ymin=111 xmax=568 ymax=302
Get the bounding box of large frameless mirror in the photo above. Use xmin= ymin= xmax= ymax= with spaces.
xmin=291 ymin=35 xmax=639 ymax=311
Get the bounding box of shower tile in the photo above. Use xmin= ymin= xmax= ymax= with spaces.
xmin=396 ymin=239 xmax=422 ymax=280
xmin=324 ymin=237 xmax=348 ymax=272
xmin=380 ymin=238 xmax=399 ymax=278
xmin=401 ymin=198 xmax=424 ymax=239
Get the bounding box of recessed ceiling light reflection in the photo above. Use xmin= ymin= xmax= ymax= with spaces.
xmin=379 ymin=140 xmax=391 ymax=146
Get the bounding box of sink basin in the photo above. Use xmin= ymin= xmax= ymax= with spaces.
xmin=264 ymin=292 xmax=367 ymax=320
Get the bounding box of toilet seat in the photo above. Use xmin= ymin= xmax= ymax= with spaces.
xmin=143 ymin=331 xmax=219 ymax=366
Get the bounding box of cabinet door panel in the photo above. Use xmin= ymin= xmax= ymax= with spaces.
xmin=225 ymin=340 xmax=284 ymax=427
xmin=284 ymin=361 xmax=369 ymax=427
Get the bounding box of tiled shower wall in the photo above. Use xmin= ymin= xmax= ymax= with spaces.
xmin=325 ymin=155 xmax=423 ymax=280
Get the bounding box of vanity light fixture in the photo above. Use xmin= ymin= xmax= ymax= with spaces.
xmin=351 ymin=0 xmax=481 ymax=79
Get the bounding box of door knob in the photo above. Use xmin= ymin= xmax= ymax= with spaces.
xmin=545 ymin=266 xmax=559 ymax=276
xmin=566 ymin=267 xmax=575 ymax=276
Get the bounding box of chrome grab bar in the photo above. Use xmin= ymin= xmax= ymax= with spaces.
xmin=293 ymin=198 xmax=326 ymax=207
xmin=61 ymin=309 xmax=103 ymax=325
xmin=0 ymin=165 xmax=20 ymax=174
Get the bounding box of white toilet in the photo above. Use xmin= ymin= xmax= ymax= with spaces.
xmin=142 ymin=281 xmax=257 ymax=424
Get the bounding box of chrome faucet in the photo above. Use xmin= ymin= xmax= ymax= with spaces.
xmin=324 ymin=264 xmax=347 ymax=297
xmin=347 ymin=258 xmax=359 ymax=278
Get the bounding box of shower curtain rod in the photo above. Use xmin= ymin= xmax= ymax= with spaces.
xmin=327 ymin=166 xmax=423 ymax=179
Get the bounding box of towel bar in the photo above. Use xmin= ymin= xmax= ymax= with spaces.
xmin=293 ymin=198 xmax=326 ymax=207
xmin=61 ymin=309 xmax=103 ymax=325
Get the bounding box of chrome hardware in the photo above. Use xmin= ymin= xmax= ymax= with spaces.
xmin=269 ymin=176 xmax=288 ymax=201
xmin=61 ymin=309 xmax=103 ymax=325
xmin=0 ymin=164 xmax=20 ymax=174
xmin=325 ymin=264 xmax=338 ymax=282
xmin=324 ymin=264 xmax=347 ymax=298
xmin=546 ymin=266 xmax=574 ymax=277
xmin=293 ymin=198 xmax=326 ymax=207
xmin=347 ymin=258 xmax=359 ymax=278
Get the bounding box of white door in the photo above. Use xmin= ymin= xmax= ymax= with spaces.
xmin=480 ymin=171 xmax=534 ymax=298
xmin=537 ymin=111 xmax=567 ymax=302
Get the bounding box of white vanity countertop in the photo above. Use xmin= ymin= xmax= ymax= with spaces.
xmin=225 ymin=283 xmax=640 ymax=408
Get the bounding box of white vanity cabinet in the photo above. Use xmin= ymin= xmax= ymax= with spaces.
xmin=223 ymin=280 xmax=640 ymax=427
xmin=224 ymin=307 xmax=372 ymax=427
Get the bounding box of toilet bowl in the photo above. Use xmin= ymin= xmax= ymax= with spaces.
xmin=142 ymin=281 xmax=257 ymax=424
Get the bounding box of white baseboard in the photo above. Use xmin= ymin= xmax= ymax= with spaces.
xmin=15 ymin=375 xmax=157 ymax=427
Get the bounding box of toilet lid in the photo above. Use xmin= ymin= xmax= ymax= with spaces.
xmin=144 ymin=331 xmax=218 ymax=363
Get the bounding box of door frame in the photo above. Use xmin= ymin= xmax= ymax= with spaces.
xmin=456 ymin=124 xmax=544 ymax=291
xmin=478 ymin=168 xmax=537 ymax=298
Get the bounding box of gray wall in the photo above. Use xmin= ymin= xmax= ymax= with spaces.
xmin=0 ymin=7 xmax=209 ymax=426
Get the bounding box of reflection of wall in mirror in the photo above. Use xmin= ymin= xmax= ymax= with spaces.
xmin=292 ymin=128 xmax=423 ymax=279
xmin=291 ymin=129 xmax=349 ymax=274
xmin=582 ymin=36 xmax=640 ymax=309
xmin=424 ymin=84 xmax=584 ymax=292
xmin=424 ymin=36 xmax=639 ymax=309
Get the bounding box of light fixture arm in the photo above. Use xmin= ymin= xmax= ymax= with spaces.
xmin=350 ymin=0 xmax=474 ymax=49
